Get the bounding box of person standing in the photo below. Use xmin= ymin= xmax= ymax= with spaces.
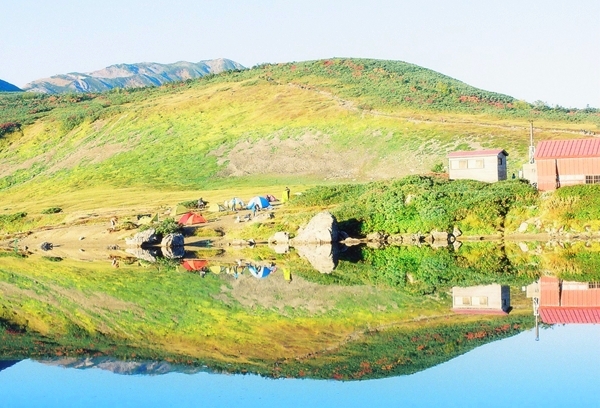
xmin=283 ymin=187 xmax=291 ymax=202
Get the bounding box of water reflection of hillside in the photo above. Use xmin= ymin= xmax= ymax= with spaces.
xmin=38 ymin=357 xmax=214 ymax=376
xmin=1 ymin=241 xmax=600 ymax=380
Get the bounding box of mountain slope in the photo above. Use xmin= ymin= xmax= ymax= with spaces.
xmin=0 ymin=79 xmax=21 ymax=92
xmin=0 ymin=58 xmax=597 ymax=201
xmin=22 ymin=58 xmax=244 ymax=94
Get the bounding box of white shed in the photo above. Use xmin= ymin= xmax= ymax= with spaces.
xmin=452 ymin=284 xmax=511 ymax=314
xmin=447 ymin=149 xmax=508 ymax=182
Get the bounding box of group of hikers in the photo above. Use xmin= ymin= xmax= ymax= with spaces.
xmin=196 ymin=260 xmax=292 ymax=283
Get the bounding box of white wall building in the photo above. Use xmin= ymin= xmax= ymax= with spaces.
xmin=448 ymin=149 xmax=508 ymax=182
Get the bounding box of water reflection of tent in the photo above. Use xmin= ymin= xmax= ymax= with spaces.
xmin=248 ymin=265 xmax=274 ymax=278
xmin=178 ymin=212 xmax=207 ymax=225
xmin=181 ymin=259 xmax=208 ymax=271
xmin=246 ymin=196 xmax=270 ymax=210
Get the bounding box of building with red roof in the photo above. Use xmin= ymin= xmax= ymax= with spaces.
xmin=447 ymin=149 xmax=508 ymax=183
xmin=534 ymin=138 xmax=600 ymax=191
xmin=536 ymin=276 xmax=600 ymax=324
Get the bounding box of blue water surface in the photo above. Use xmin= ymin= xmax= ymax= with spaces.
xmin=0 ymin=324 xmax=598 ymax=408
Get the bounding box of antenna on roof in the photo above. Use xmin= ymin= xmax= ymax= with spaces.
xmin=528 ymin=121 xmax=535 ymax=164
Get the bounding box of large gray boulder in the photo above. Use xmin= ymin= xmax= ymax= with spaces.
xmin=161 ymin=233 xmax=184 ymax=248
xmin=268 ymin=231 xmax=290 ymax=244
xmin=293 ymin=212 xmax=338 ymax=244
xmin=125 ymin=229 xmax=160 ymax=247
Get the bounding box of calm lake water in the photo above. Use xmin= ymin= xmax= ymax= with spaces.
xmin=0 ymin=325 xmax=598 ymax=407
xmin=0 ymin=242 xmax=599 ymax=407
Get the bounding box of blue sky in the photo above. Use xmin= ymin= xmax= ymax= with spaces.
xmin=1 ymin=0 xmax=599 ymax=108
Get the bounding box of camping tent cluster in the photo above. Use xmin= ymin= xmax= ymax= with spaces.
xmin=246 ymin=196 xmax=271 ymax=210
xmin=221 ymin=195 xmax=278 ymax=212
xmin=173 ymin=193 xmax=280 ymax=224
xmin=178 ymin=212 xmax=207 ymax=225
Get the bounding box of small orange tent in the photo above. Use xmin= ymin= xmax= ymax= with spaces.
xmin=181 ymin=259 xmax=208 ymax=271
xmin=178 ymin=212 xmax=207 ymax=225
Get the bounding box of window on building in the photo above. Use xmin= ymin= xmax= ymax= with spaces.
xmin=585 ymin=175 xmax=600 ymax=184
xmin=589 ymin=282 xmax=600 ymax=289
xmin=467 ymin=159 xmax=484 ymax=169
xmin=461 ymin=297 xmax=471 ymax=305
xmin=498 ymin=157 xmax=503 ymax=165
xmin=451 ymin=160 xmax=468 ymax=170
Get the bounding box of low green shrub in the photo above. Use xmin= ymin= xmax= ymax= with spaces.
xmin=292 ymin=176 xmax=538 ymax=236
xmin=41 ymin=207 xmax=62 ymax=214
xmin=178 ymin=200 xmax=199 ymax=209
xmin=139 ymin=217 xmax=183 ymax=237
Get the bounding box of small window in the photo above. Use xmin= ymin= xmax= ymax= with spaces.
xmin=585 ymin=175 xmax=600 ymax=184
xmin=589 ymin=282 xmax=600 ymax=289
xmin=468 ymin=159 xmax=483 ymax=169
xmin=498 ymin=157 xmax=503 ymax=165
xmin=461 ymin=297 xmax=471 ymax=305
xmin=459 ymin=160 xmax=468 ymax=169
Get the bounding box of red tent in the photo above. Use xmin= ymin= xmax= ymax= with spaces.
xmin=181 ymin=259 xmax=208 ymax=271
xmin=178 ymin=212 xmax=207 ymax=225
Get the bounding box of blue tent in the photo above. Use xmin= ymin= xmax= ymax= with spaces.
xmin=248 ymin=265 xmax=275 ymax=279
xmin=247 ymin=196 xmax=270 ymax=210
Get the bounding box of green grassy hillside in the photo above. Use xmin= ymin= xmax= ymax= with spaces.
xmin=0 ymin=58 xmax=598 ymax=213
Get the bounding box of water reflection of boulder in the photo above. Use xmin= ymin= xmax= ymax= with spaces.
xmin=125 ymin=247 xmax=161 ymax=262
xmin=37 ymin=357 xmax=211 ymax=376
xmin=296 ymin=243 xmax=339 ymax=273
xmin=269 ymin=242 xmax=290 ymax=254
xmin=162 ymin=244 xmax=184 ymax=259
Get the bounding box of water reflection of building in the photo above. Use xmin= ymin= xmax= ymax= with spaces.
xmin=452 ymin=284 xmax=511 ymax=314
xmin=527 ymin=277 xmax=600 ymax=324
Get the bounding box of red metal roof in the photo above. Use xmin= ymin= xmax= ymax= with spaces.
xmin=539 ymin=307 xmax=600 ymax=324
xmin=540 ymin=276 xmax=560 ymax=307
xmin=452 ymin=309 xmax=508 ymax=315
xmin=535 ymin=138 xmax=600 ymax=159
xmin=561 ymin=286 xmax=600 ymax=307
xmin=447 ymin=149 xmax=508 ymax=158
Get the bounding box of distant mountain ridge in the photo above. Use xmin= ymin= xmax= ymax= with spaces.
xmin=22 ymin=58 xmax=245 ymax=94
xmin=0 ymin=79 xmax=22 ymax=92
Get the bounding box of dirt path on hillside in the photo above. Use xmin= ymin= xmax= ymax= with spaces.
xmin=286 ymin=81 xmax=597 ymax=136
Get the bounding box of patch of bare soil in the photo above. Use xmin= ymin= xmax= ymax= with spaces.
xmin=44 ymin=142 xmax=128 ymax=174
xmin=216 ymin=273 xmax=377 ymax=314
xmin=209 ymin=131 xmax=437 ymax=180
xmin=1 ymin=206 xmax=256 ymax=264
xmin=6 ymin=222 xmax=134 ymax=262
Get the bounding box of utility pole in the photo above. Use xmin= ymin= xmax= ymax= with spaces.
xmin=533 ymin=296 xmax=540 ymax=341
xmin=528 ymin=121 xmax=535 ymax=164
